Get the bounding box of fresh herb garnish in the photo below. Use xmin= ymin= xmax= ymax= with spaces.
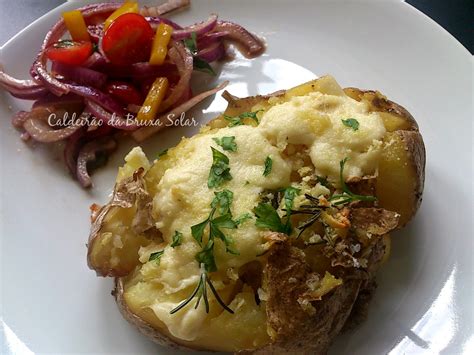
xmin=183 ymin=32 xmax=216 ymax=75
xmin=213 ymin=136 xmax=237 ymax=152
xmin=234 ymin=213 xmax=252 ymax=226
xmin=183 ymin=32 xmax=198 ymax=54
xmin=341 ymin=118 xmax=359 ymax=131
xmin=329 ymin=158 xmax=377 ymax=205
xmin=193 ymin=57 xmax=216 ymax=75
xmin=263 ymin=156 xmax=273 ymax=176
xmin=253 ymin=202 xmax=290 ymax=234
xmin=223 ymin=110 xmax=263 ymax=127
xmin=170 ymin=231 xmax=183 ymax=248
xmin=172 ymin=190 xmax=241 ymax=315
xmin=157 ymin=148 xmax=168 ymax=159
xmin=316 ymin=175 xmax=331 ymax=189
xmin=208 ymin=147 xmax=232 ymax=188
xmin=170 ymin=263 xmax=233 ymax=315
xmin=283 ymin=187 xmax=300 ymax=217
xmin=149 ymin=250 xmax=165 ymax=262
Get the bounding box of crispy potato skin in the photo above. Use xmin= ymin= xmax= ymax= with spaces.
xmin=90 ymin=78 xmax=425 ymax=354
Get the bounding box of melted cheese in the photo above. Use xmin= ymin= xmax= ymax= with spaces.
xmin=123 ymin=84 xmax=386 ymax=348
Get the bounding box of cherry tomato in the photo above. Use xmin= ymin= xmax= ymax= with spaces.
xmin=45 ymin=40 xmax=93 ymax=66
xmin=101 ymin=13 xmax=154 ymax=66
xmin=106 ymin=81 xmax=143 ymax=105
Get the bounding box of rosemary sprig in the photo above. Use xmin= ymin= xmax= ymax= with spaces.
xmin=170 ymin=264 xmax=234 ymax=315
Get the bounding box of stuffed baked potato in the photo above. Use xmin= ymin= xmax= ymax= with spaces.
xmin=87 ymin=76 xmax=425 ymax=354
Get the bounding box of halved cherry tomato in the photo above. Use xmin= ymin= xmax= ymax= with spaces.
xmin=106 ymin=81 xmax=143 ymax=106
xmin=45 ymin=40 xmax=93 ymax=66
xmin=101 ymin=13 xmax=154 ymax=66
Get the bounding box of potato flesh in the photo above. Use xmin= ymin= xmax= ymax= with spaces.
xmin=89 ymin=207 xmax=152 ymax=276
xmin=376 ymin=132 xmax=419 ymax=226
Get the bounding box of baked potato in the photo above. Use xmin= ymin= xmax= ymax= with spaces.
xmin=87 ymin=75 xmax=425 ymax=354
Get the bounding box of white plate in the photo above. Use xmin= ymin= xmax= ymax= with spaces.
xmin=1 ymin=1 xmax=472 ymax=354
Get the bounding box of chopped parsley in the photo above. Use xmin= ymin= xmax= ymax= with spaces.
xmin=170 ymin=231 xmax=183 ymax=248
xmin=157 ymin=148 xmax=168 ymax=159
xmin=213 ymin=136 xmax=237 ymax=152
xmin=183 ymin=32 xmax=216 ymax=75
xmin=253 ymin=202 xmax=290 ymax=234
xmin=223 ymin=110 xmax=263 ymax=127
xmin=316 ymin=175 xmax=331 ymax=189
xmin=208 ymin=147 xmax=232 ymax=188
xmin=341 ymin=118 xmax=359 ymax=131
xmin=234 ymin=212 xmax=252 ymax=226
xmin=193 ymin=57 xmax=216 ymax=75
xmin=263 ymin=156 xmax=273 ymax=176
xmin=149 ymin=250 xmax=165 ymax=262
xmin=183 ymin=32 xmax=197 ymax=54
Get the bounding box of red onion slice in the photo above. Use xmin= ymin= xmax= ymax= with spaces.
xmin=76 ymin=136 xmax=117 ymax=188
xmin=197 ymin=31 xmax=229 ymax=48
xmin=132 ymin=80 xmax=229 ymax=142
xmin=52 ymin=61 xmax=107 ymax=88
xmin=23 ymin=112 xmax=87 ymax=143
xmin=145 ymin=16 xmax=183 ymax=30
xmin=140 ymin=0 xmax=190 ymax=17
xmin=213 ymin=21 xmax=265 ymax=57
xmin=159 ymin=41 xmax=193 ymax=112
xmin=85 ymin=100 xmax=137 ymax=131
xmin=172 ymin=14 xmax=218 ymax=40
xmin=68 ymin=84 xmax=125 ymax=115
xmin=64 ymin=125 xmax=87 ymax=177
xmin=196 ymin=42 xmax=225 ymax=62
xmin=83 ymin=52 xmax=107 ymax=70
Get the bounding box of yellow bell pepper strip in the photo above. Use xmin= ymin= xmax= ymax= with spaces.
xmin=104 ymin=1 xmax=139 ymax=30
xmin=149 ymin=23 xmax=173 ymax=65
xmin=62 ymin=10 xmax=90 ymax=42
xmin=136 ymin=77 xmax=169 ymax=122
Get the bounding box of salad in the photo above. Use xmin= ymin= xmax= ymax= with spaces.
xmin=0 ymin=0 xmax=264 ymax=187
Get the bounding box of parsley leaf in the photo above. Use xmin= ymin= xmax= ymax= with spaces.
xmin=234 ymin=213 xmax=252 ymax=225
xmin=149 ymin=250 xmax=165 ymax=262
xmin=212 ymin=213 xmax=237 ymax=229
xmin=196 ymin=239 xmax=217 ymax=272
xmin=170 ymin=231 xmax=183 ymax=248
xmin=263 ymin=156 xmax=273 ymax=176
xmin=208 ymin=147 xmax=232 ymax=188
xmin=210 ymin=222 xmax=239 ymax=255
xmin=193 ymin=57 xmax=216 ymax=75
xmin=191 ymin=219 xmax=209 ymax=245
xmin=213 ymin=136 xmax=237 ymax=152
xmin=157 ymin=148 xmax=168 ymax=159
xmin=211 ymin=189 xmax=233 ymax=215
xmin=341 ymin=118 xmax=359 ymax=131
xmin=253 ymin=202 xmax=289 ymax=234
xmin=284 ymin=187 xmax=300 ymax=215
xmin=223 ymin=110 xmax=263 ymax=127
xmin=316 ymin=175 xmax=331 ymax=189
xmin=183 ymin=32 xmax=216 ymax=75
xmin=183 ymin=32 xmax=197 ymax=54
